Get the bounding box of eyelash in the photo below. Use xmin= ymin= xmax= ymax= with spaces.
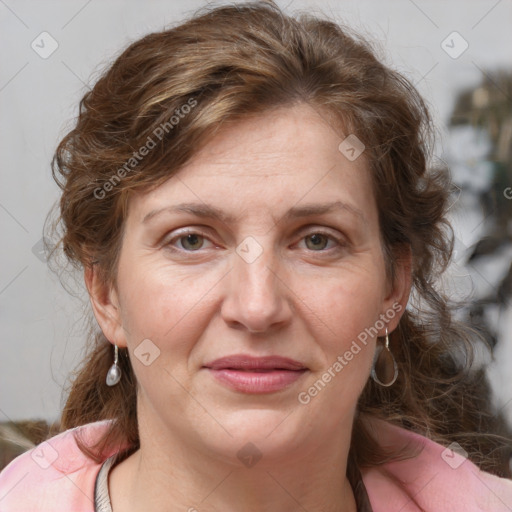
xmin=163 ymin=229 xmax=346 ymax=254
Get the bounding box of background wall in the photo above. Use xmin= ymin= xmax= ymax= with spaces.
xmin=1 ymin=0 xmax=511 ymax=429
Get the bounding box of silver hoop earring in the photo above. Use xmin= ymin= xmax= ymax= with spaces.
xmin=106 ymin=344 xmax=122 ymax=386
xmin=371 ymin=328 xmax=398 ymax=387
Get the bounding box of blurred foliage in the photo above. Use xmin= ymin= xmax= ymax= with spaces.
xmin=450 ymin=70 xmax=512 ymax=346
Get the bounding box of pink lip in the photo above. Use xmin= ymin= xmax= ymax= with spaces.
xmin=203 ymin=355 xmax=308 ymax=394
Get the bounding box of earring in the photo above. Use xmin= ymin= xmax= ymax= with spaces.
xmin=106 ymin=344 xmax=122 ymax=386
xmin=371 ymin=328 xmax=398 ymax=387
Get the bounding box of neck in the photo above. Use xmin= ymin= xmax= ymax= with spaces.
xmin=109 ymin=406 xmax=358 ymax=512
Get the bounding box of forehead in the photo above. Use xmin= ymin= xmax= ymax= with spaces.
xmin=182 ymin=104 xmax=363 ymax=176
xmin=127 ymin=103 xmax=377 ymax=228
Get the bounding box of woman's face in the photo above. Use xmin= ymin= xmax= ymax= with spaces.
xmin=90 ymin=103 xmax=409 ymax=463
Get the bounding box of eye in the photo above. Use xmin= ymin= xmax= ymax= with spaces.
xmin=163 ymin=229 xmax=345 ymax=254
xmin=299 ymin=231 xmax=344 ymax=252
xmin=165 ymin=230 xmax=215 ymax=252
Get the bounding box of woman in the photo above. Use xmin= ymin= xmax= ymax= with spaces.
xmin=0 ymin=1 xmax=511 ymax=511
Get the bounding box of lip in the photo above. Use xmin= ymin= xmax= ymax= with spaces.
xmin=203 ymin=355 xmax=308 ymax=394
xmin=204 ymin=354 xmax=307 ymax=371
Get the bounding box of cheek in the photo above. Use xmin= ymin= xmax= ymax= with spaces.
xmin=294 ymin=277 xmax=380 ymax=425
xmin=115 ymin=264 xmax=214 ymax=400
xmin=302 ymin=265 xmax=385 ymax=338
xmin=294 ymin=265 xmax=385 ymax=386
xmin=116 ymin=258 xmax=218 ymax=352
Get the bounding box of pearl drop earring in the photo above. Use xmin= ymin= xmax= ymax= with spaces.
xmin=106 ymin=344 xmax=122 ymax=386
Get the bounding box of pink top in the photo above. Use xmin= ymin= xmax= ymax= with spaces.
xmin=0 ymin=418 xmax=511 ymax=511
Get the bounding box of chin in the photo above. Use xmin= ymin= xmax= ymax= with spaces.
xmin=203 ymin=409 xmax=309 ymax=459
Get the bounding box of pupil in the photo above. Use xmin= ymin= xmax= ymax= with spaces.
xmin=308 ymin=234 xmax=326 ymax=250
xmin=184 ymin=234 xmax=201 ymax=249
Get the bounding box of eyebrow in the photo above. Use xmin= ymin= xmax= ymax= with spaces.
xmin=142 ymin=200 xmax=367 ymax=226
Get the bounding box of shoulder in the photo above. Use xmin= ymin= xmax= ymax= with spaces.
xmin=0 ymin=419 xmax=117 ymax=512
xmin=361 ymin=417 xmax=512 ymax=512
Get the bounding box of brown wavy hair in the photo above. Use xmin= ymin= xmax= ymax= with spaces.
xmin=48 ymin=0 xmax=511 ymax=477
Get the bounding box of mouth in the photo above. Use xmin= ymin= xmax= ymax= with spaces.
xmin=203 ymin=354 xmax=308 ymax=393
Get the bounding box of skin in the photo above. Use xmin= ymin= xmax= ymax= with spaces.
xmin=86 ymin=103 xmax=411 ymax=512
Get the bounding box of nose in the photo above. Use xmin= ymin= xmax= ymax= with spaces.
xmin=221 ymin=244 xmax=293 ymax=334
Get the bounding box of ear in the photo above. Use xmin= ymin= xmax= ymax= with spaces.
xmin=84 ymin=265 xmax=128 ymax=348
xmin=381 ymin=244 xmax=412 ymax=334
